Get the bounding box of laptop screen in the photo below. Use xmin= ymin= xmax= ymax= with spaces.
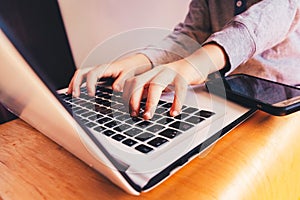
xmin=0 ymin=0 xmax=76 ymax=90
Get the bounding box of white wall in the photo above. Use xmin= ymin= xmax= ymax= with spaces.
xmin=58 ymin=0 xmax=190 ymax=67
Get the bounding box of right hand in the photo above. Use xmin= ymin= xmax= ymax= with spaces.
xmin=67 ymin=54 xmax=152 ymax=97
xmin=122 ymin=59 xmax=207 ymax=120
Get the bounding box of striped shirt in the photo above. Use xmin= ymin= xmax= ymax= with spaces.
xmin=140 ymin=0 xmax=300 ymax=85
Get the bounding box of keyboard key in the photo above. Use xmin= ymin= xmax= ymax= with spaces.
xmin=122 ymin=139 xmax=138 ymax=147
xmin=88 ymin=113 xmax=103 ymax=121
xmin=59 ymin=94 xmax=71 ymax=101
xmin=111 ymin=96 xmax=123 ymax=103
xmin=181 ymin=105 xmax=188 ymax=110
xmin=174 ymin=113 xmax=189 ymax=120
xmin=101 ymin=87 xmax=113 ymax=94
xmin=80 ymin=118 xmax=89 ymax=124
xmin=182 ymin=107 xmax=198 ymax=114
xmin=75 ymin=99 xmax=86 ymax=105
xmin=85 ymin=121 xmax=97 ymax=128
xmin=70 ymin=106 xmax=81 ymax=112
xmin=170 ymin=121 xmax=193 ymax=131
xmin=160 ymin=102 xmax=172 ymax=108
xmin=94 ymin=126 xmax=106 ymax=132
xmin=111 ymin=111 xmax=123 ymax=118
xmin=81 ymin=102 xmax=95 ymax=109
xmin=148 ymin=137 xmax=168 ymax=147
xmin=125 ymin=117 xmax=142 ymax=124
xmin=80 ymin=94 xmax=95 ymax=101
xmin=104 ymin=120 xmax=120 ymax=128
xmin=97 ymin=117 xmax=111 ymax=124
xmin=124 ymin=128 xmax=142 ymax=137
xmin=146 ymin=124 xmax=164 ymax=132
xmin=135 ymin=144 xmax=153 ymax=154
xmin=155 ymin=107 xmax=168 ymax=114
xmin=139 ymin=101 xmax=146 ymax=110
xmin=111 ymin=104 xmax=127 ymax=112
xmin=95 ymin=105 xmax=106 ymax=112
xmin=113 ymin=91 xmax=122 ymax=97
xmin=114 ymin=124 xmax=131 ymax=132
xmin=103 ymin=99 xmax=112 ymax=106
xmin=112 ymin=134 xmax=126 ymax=141
xmin=103 ymin=130 xmax=115 ymax=136
xmin=75 ymin=108 xmax=88 ymax=115
xmin=82 ymin=112 xmax=96 ymax=118
xmin=101 ymin=93 xmax=112 ymax=100
xmin=135 ymin=132 xmax=154 ymax=142
xmin=157 ymin=117 xmax=174 ymax=125
xmin=150 ymin=114 xmax=162 ymax=121
xmin=70 ymin=98 xmax=82 ymax=104
xmin=136 ymin=121 xmax=153 ymax=129
xmin=95 ymin=91 xmax=105 ymax=98
xmin=96 ymin=106 xmax=112 ymax=115
xmin=196 ymin=110 xmax=215 ymax=118
xmin=157 ymin=100 xmax=166 ymax=106
xmin=185 ymin=116 xmax=205 ymax=124
xmin=159 ymin=129 xmax=181 ymax=139
xmin=116 ymin=114 xmax=131 ymax=121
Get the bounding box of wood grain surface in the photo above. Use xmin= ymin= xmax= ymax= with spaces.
xmin=1 ymin=111 xmax=300 ymax=199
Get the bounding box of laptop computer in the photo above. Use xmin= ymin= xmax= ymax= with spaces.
xmin=0 ymin=12 xmax=255 ymax=196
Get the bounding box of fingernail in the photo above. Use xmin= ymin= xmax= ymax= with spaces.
xmin=171 ymin=110 xmax=179 ymax=117
xmin=143 ymin=112 xmax=152 ymax=120
xmin=88 ymin=89 xmax=95 ymax=96
xmin=131 ymin=111 xmax=137 ymax=117
xmin=114 ymin=84 xmax=121 ymax=92
xmin=72 ymin=90 xmax=78 ymax=97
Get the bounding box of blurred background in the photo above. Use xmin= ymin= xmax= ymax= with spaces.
xmin=0 ymin=0 xmax=189 ymax=123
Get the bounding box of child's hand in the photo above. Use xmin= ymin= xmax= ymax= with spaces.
xmin=123 ymin=59 xmax=207 ymax=120
xmin=123 ymin=43 xmax=227 ymax=120
xmin=67 ymin=44 xmax=226 ymax=120
xmin=67 ymin=54 xmax=152 ymax=97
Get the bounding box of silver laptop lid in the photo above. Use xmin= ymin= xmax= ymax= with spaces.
xmin=0 ymin=28 xmax=142 ymax=195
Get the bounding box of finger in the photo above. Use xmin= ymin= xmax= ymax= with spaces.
xmin=123 ymin=68 xmax=161 ymax=116
xmin=143 ymin=69 xmax=175 ymax=119
xmin=85 ymin=64 xmax=113 ymax=96
xmin=143 ymin=83 xmax=165 ymax=120
xmin=122 ymin=68 xmax=158 ymax=102
xmin=170 ymin=76 xmax=188 ymax=116
xmin=112 ymin=70 xmax=134 ymax=92
xmin=123 ymin=77 xmax=145 ymax=117
xmin=71 ymin=69 xmax=88 ymax=97
xmin=67 ymin=76 xmax=75 ymax=94
xmin=86 ymin=69 xmax=100 ymax=96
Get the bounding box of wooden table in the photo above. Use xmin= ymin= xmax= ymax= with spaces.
xmin=1 ymin=111 xmax=300 ymax=199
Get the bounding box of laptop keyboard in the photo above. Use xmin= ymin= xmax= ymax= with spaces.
xmin=59 ymin=85 xmax=215 ymax=154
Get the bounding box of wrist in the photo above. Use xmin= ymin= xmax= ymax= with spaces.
xmin=179 ymin=43 xmax=227 ymax=83
xmin=116 ymin=53 xmax=153 ymax=74
xmin=201 ymin=43 xmax=228 ymax=72
xmin=167 ymin=58 xmax=207 ymax=85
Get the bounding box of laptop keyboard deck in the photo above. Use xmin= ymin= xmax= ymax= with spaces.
xmin=59 ymin=85 xmax=215 ymax=154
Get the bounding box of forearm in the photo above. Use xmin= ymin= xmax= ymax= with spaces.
xmin=114 ymin=53 xmax=153 ymax=75
xmin=187 ymin=43 xmax=227 ymax=75
xmin=206 ymin=0 xmax=299 ymax=71
xmin=166 ymin=43 xmax=227 ymax=85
